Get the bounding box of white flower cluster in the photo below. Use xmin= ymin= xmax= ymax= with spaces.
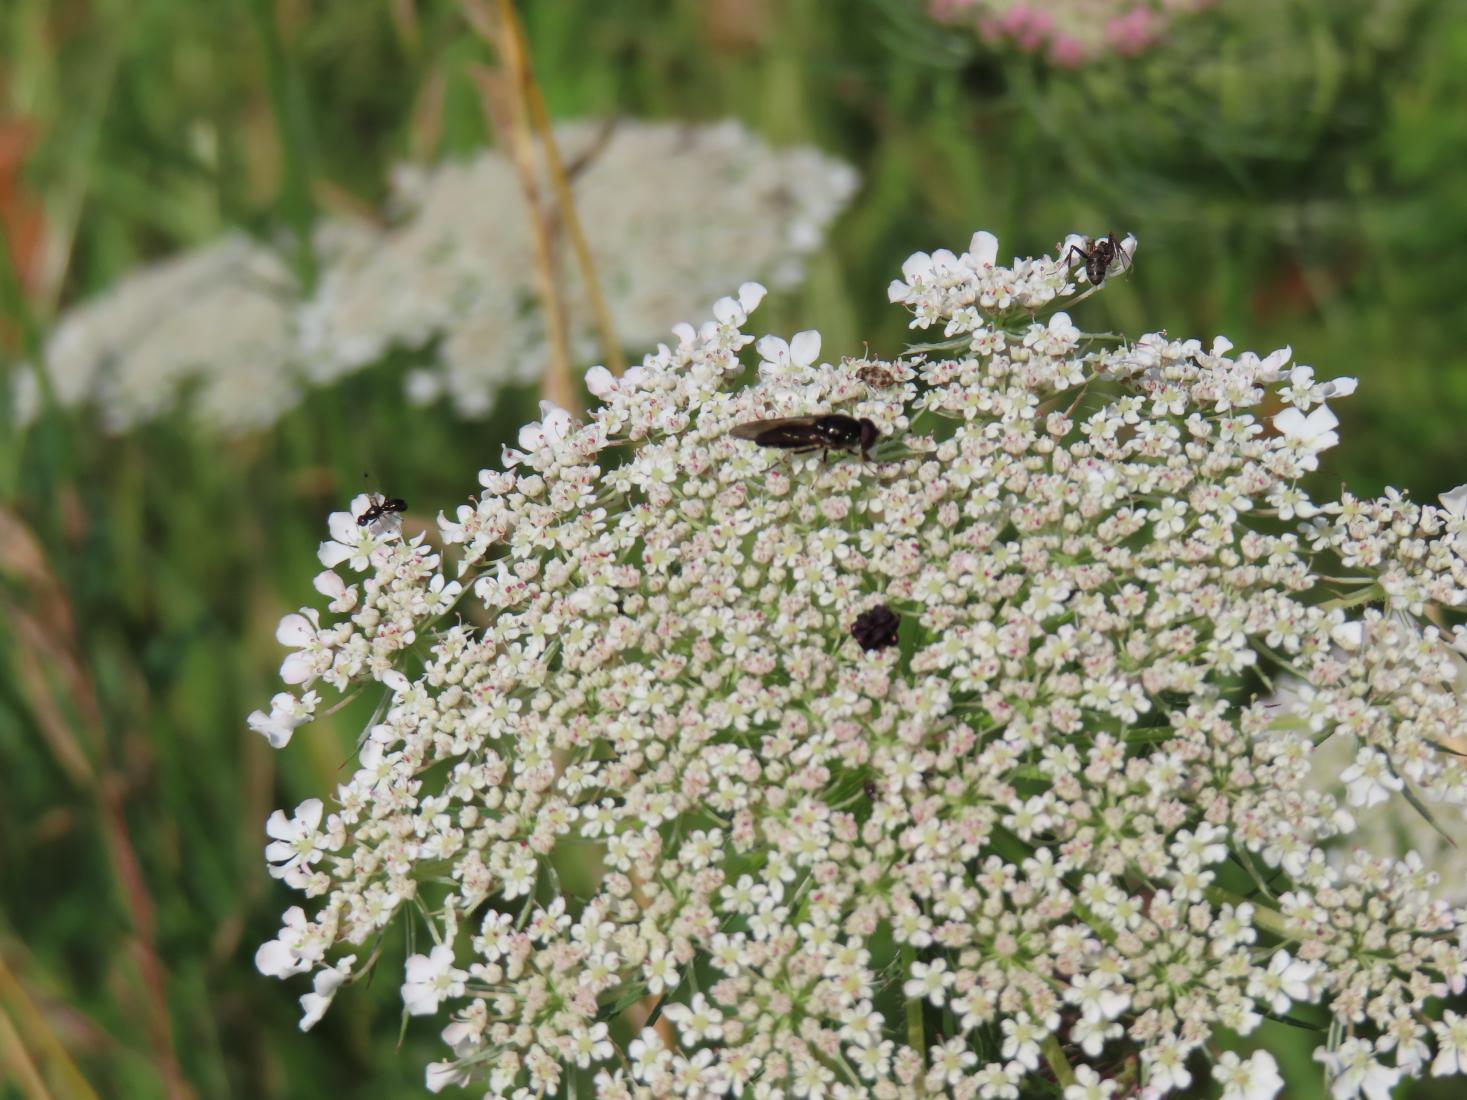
xmin=253 ymin=229 xmax=1467 ymax=1099
xmin=300 ymin=119 xmax=860 ymax=416
xmin=929 ymin=0 xmax=1214 ymax=66
xmin=12 ymin=232 xmax=346 ymax=434
xmin=13 ymin=120 xmax=855 ymax=431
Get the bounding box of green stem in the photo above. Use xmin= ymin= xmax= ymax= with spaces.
xmin=1205 ymin=885 xmax=1294 ymax=940
xmin=1318 ymin=586 xmax=1383 ymax=612
xmin=1041 ymin=1033 xmax=1076 ymax=1090
xmin=901 ymin=944 xmax=927 ymax=1081
xmin=249 ymin=0 xmax=317 ymax=290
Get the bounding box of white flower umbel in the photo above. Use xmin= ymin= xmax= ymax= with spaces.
xmin=300 ymin=119 xmax=858 ymax=416
xmin=253 ymin=230 xmax=1467 ymax=1096
xmin=15 ymin=226 xmax=375 ymax=434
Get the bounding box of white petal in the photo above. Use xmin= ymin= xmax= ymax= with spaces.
xmin=297 ymin=798 xmax=323 ymax=831
xmin=1273 ymin=408 xmax=1306 ymax=438
xmin=900 ymin=252 xmax=933 ymax=282
xmin=276 ymin=613 xmax=316 ymax=647
xmin=789 ymin=330 xmax=822 ymax=368
xmin=313 ymin=571 xmax=346 ymax=599
xmin=280 ymin=651 xmax=317 ymax=686
xmin=265 ymin=809 xmax=295 ymax=841
xmin=585 ymin=365 xmax=616 ymax=399
xmin=755 ymin=335 xmax=790 ymax=364
xmin=1307 ymin=405 xmax=1339 ymax=433
xmin=329 ymin=510 xmax=361 ymax=543
xmin=317 ymin=540 xmax=354 ymax=569
xmin=1257 ymin=346 xmax=1291 ymax=381
xmin=247 ymin=710 xmax=293 ymax=749
xmin=255 ymin=938 xmax=307 ymax=978
xmin=968 ymin=231 xmax=999 ymax=268
xmin=738 ymin=282 xmax=767 ymax=312
xmin=1441 ymin=484 xmax=1467 ymax=516
xmin=425 ymin=1063 xmax=466 ymax=1093
xmin=712 ymin=295 xmax=742 ymax=324
xmin=542 ymin=405 xmax=573 ymax=443
xmin=517 ymin=422 xmax=546 ymax=452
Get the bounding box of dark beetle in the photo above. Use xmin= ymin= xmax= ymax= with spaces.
xmin=730 ymin=414 xmax=881 ymax=461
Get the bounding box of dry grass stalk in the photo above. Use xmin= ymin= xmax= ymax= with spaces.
xmin=462 ymin=1 xmax=579 ymax=416
xmin=0 ymin=506 xmax=195 ymax=1100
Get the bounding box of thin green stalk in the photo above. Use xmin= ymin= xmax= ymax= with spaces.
xmin=1205 ymin=886 xmax=1294 ymax=940
xmin=1040 ymin=1033 xmax=1076 ymax=1090
xmin=249 ymin=0 xmax=317 ymax=290
xmin=901 ymin=944 xmax=926 ymax=1086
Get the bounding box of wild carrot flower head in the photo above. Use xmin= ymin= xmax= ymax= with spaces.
xmin=254 ymin=228 xmax=1467 ymax=1097
xmin=11 ymin=232 xmax=367 ymax=434
xmin=15 ymin=120 xmax=854 ymax=432
xmin=300 ymin=119 xmax=858 ymax=416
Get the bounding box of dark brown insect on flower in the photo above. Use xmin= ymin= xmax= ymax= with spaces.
xmin=851 ymin=604 xmax=900 ymax=651
xmin=358 ymin=493 xmax=408 ymax=527
xmin=1065 ymin=232 xmax=1132 ymax=287
xmin=855 ymin=363 xmax=899 ymax=389
xmin=730 ymin=414 xmax=882 ymax=461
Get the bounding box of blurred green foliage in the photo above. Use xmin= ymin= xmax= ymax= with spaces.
xmin=3 ymin=0 xmax=1467 ymax=1097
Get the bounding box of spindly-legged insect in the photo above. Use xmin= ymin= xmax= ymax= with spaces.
xmin=357 ymin=493 xmax=408 ymax=526
xmin=1065 ymin=232 xmax=1133 ymax=287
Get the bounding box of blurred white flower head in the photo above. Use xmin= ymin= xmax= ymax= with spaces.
xmin=13 ymin=232 xmax=368 ymax=434
xmin=252 ymin=229 xmax=1467 ymax=1097
xmin=301 ymin=118 xmax=859 ymax=416
xmin=15 ymin=120 xmax=855 ymax=432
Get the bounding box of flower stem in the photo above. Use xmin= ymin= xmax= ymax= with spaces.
xmin=901 ymin=944 xmax=926 ymax=1075
xmin=1205 ymin=885 xmax=1294 ymax=940
xmin=1041 ymin=1033 xmax=1076 ymax=1090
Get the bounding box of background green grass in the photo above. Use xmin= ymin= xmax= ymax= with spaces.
xmin=3 ymin=0 xmax=1467 ymax=1096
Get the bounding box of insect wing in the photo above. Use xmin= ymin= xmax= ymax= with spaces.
xmin=730 ymin=418 xmax=822 ymax=449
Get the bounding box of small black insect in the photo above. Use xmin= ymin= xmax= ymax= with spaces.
xmin=1065 ymin=232 xmax=1132 ymax=287
xmin=730 ymin=414 xmax=881 ymax=461
xmin=851 ymin=604 xmax=901 ymax=652
xmin=357 ymin=493 xmax=408 ymax=527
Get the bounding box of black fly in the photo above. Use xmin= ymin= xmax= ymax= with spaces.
xmin=357 ymin=493 xmax=408 ymax=527
xmin=730 ymin=414 xmax=882 ymax=461
xmin=1065 ymin=232 xmax=1132 ymax=287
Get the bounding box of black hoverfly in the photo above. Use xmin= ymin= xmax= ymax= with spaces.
xmin=1065 ymin=232 xmax=1132 ymax=287
xmin=730 ymin=414 xmax=881 ymax=461
xmin=357 ymin=493 xmax=408 ymax=527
